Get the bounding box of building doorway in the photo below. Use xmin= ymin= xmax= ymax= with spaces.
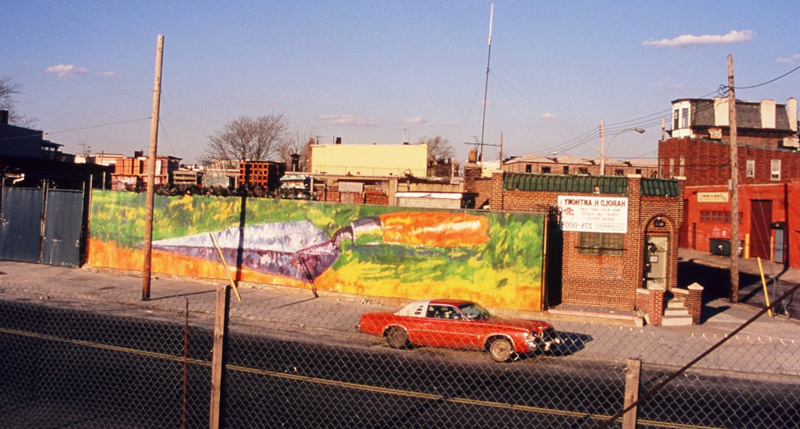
xmin=750 ymin=200 xmax=772 ymax=260
xmin=644 ymin=235 xmax=669 ymax=289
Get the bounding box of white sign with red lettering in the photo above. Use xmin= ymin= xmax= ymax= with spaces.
xmin=558 ymin=196 xmax=628 ymax=233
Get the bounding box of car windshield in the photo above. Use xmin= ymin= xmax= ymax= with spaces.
xmin=458 ymin=303 xmax=492 ymax=320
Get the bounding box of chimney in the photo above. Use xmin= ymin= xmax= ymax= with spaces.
xmin=0 ymin=110 xmax=8 ymax=124
xmin=335 ymin=137 xmax=342 ymax=144
xmin=784 ymin=98 xmax=799 ymax=148
xmin=467 ymin=149 xmax=478 ymax=164
xmin=760 ymin=99 xmax=776 ymax=129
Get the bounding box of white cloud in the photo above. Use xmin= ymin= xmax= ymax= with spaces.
xmin=649 ymin=80 xmax=685 ymax=89
xmin=45 ymin=63 xmax=88 ymax=78
xmin=96 ymin=71 xmax=116 ymax=77
xmin=319 ymin=114 xmax=378 ymax=127
xmin=643 ymin=30 xmax=754 ymax=47
xmin=777 ymin=54 xmax=800 ymax=64
xmin=400 ymin=116 xmax=430 ymax=125
xmin=541 ymin=112 xmax=556 ymax=120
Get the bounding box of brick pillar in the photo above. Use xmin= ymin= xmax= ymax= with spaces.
xmin=648 ymin=286 xmax=665 ymax=326
xmin=687 ymin=282 xmax=704 ymax=325
xmin=491 ymin=170 xmax=504 ymax=211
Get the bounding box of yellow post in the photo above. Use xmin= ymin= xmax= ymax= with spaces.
xmin=757 ymin=257 xmax=773 ymax=317
xmin=744 ymin=233 xmax=750 ymax=259
xmin=209 ymin=233 xmax=242 ymax=302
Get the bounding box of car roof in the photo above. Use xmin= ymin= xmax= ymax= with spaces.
xmin=396 ymin=299 xmax=475 ymax=317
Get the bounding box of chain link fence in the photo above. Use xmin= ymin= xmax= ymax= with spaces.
xmin=1 ymin=273 xmax=799 ymax=428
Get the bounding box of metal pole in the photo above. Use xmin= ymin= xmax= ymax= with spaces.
xmin=599 ymin=121 xmax=605 ymax=175
xmin=728 ymin=54 xmax=740 ymax=303
xmin=142 ymin=34 xmax=164 ymax=301
xmin=478 ymin=3 xmax=494 ymax=163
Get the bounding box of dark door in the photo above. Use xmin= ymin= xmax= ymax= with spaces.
xmin=750 ymin=200 xmax=772 ymax=260
xmin=544 ymin=208 xmax=563 ymax=308
xmin=0 ymin=188 xmax=44 ymax=263
xmin=42 ymin=190 xmax=84 ymax=266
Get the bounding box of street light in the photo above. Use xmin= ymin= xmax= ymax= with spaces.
xmin=600 ymin=125 xmax=646 ymax=175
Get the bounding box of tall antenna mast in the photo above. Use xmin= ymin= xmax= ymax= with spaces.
xmin=479 ymin=3 xmax=494 ymax=163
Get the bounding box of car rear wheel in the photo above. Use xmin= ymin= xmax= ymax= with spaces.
xmin=488 ymin=338 xmax=513 ymax=362
xmin=386 ymin=327 xmax=410 ymax=349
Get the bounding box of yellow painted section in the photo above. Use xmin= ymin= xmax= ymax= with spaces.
xmin=310 ymin=143 xmax=428 ymax=176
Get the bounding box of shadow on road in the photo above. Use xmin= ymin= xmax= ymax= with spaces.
xmin=547 ymin=331 xmax=593 ymax=357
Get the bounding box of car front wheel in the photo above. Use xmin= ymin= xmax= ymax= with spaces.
xmin=488 ymin=338 xmax=513 ymax=362
xmin=386 ymin=327 xmax=410 ymax=349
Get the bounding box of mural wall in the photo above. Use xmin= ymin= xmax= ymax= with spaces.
xmin=88 ymin=191 xmax=545 ymax=311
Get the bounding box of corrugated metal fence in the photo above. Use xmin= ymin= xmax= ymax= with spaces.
xmin=0 ymin=186 xmax=85 ymax=266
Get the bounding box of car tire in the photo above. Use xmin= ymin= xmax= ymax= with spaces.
xmin=488 ymin=337 xmax=513 ymax=362
xmin=386 ymin=327 xmax=410 ymax=349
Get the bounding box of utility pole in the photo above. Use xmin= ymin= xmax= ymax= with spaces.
xmin=142 ymin=34 xmax=165 ymax=301
xmin=599 ymin=121 xmax=606 ymax=175
xmin=728 ymin=54 xmax=740 ymax=303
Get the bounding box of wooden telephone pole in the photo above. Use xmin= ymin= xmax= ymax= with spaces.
xmin=142 ymin=35 xmax=164 ymax=301
xmin=728 ymin=54 xmax=740 ymax=303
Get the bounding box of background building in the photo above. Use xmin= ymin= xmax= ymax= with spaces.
xmin=659 ymin=97 xmax=800 ymax=268
xmin=309 ymin=140 xmax=428 ymax=177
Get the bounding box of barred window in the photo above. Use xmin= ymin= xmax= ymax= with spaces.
xmin=579 ymin=232 xmax=624 ymax=256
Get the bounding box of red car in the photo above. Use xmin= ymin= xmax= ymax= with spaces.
xmin=357 ymin=299 xmax=561 ymax=362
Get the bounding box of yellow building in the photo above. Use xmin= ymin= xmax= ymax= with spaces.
xmin=309 ymin=142 xmax=428 ymax=177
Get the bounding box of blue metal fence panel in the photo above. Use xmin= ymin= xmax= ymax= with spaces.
xmin=42 ymin=190 xmax=84 ymax=267
xmin=1 ymin=188 xmax=43 ymax=263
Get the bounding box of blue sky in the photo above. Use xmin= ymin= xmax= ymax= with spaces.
xmin=3 ymin=1 xmax=799 ymax=164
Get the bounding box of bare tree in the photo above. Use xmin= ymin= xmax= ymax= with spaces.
xmin=276 ymin=132 xmax=312 ymax=172
xmin=205 ymin=115 xmax=288 ymax=166
xmin=418 ymin=135 xmax=455 ymax=162
xmin=0 ymin=76 xmax=30 ymax=125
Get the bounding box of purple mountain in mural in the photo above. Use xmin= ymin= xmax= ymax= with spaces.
xmin=151 ymin=220 xmax=349 ymax=282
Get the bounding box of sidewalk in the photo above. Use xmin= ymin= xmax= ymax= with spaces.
xmin=1 ymin=258 xmax=799 ymax=377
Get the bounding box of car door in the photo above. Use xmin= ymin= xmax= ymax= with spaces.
xmin=418 ymin=305 xmax=477 ymax=349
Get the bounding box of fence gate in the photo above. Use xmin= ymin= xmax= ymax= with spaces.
xmin=0 ymin=187 xmax=85 ymax=267
xmin=0 ymin=188 xmax=43 ymax=263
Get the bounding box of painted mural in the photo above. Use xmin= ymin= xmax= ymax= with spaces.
xmin=88 ymin=191 xmax=545 ymax=311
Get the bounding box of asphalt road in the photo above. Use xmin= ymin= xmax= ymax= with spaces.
xmin=1 ymin=299 xmax=798 ymax=429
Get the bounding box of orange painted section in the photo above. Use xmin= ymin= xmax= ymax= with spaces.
xmin=379 ymin=212 xmax=489 ymax=247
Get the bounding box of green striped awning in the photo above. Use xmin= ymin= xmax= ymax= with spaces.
xmin=503 ymin=173 xmax=628 ymax=194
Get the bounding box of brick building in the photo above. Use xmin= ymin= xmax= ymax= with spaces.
xmin=111 ymin=151 xmax=181 ymax=191
xmin=503 ymin=153 xmax=658 ymax=178
xmin=659 ymin=97 xmax=800 ymax=267
xmin=238 ymin=161 xmax=286 ymax=191
xmin=463 ymin=163 xmax=690 ymax=325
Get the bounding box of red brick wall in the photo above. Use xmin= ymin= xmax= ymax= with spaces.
xmin=492 ymin=172 xmax=684 ymax=310
xmin=364 ymin=190 xmax=389 ymax=205
xmin=659 ymin=137 xmax=800 ymax=186
xmin=681 ymin=183 xmax=785 ymax=257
